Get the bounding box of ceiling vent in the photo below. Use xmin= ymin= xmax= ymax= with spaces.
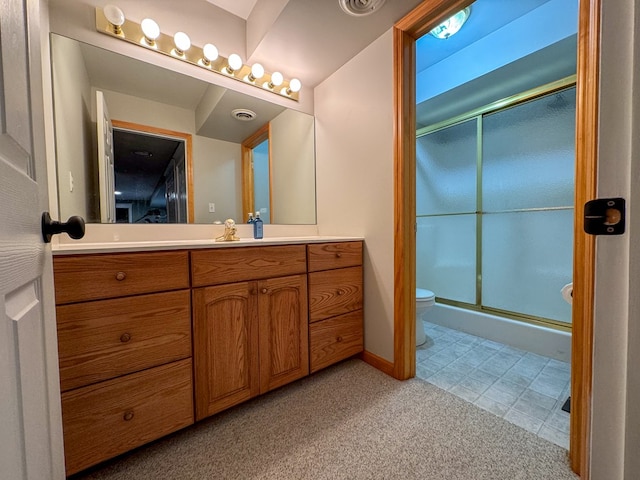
xmin=231 ymin=109 xmax=257 ymax=121
xmin=339 ymin=0 xmax=386 ymax=17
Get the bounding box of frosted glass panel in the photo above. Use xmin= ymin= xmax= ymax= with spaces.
xmin=482 ymin=209 xmax=573 ymax=323
xmin=417 ymin=215 xmax=476 ymax=304
xmin=416 ymin=120 xmax=477 ymax=216
xmin=483 ymin=87 xmax=576 ymax=211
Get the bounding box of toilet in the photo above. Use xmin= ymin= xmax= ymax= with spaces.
xmin=416 ymin=288 xmax=436 ymax=346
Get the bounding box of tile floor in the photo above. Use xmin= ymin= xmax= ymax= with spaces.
xmin=416 ymin=321 xmax=571 ymax=449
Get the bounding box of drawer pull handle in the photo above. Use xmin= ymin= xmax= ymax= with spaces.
xmin=336 ymin=336 xmax=343 ymax=343
xmin=261 ymin=288 xmax=268 ymax=294
xmin=337 ymin=289 xmax=345 ymax=296
xmin=336 ymin=252 xmax=342 ymax=258
xmin=120 ymin=333 xmax=132 ymax=343
xmin=123 ymin=410 xmax=134 ymax=421
xmin=115 ymin=271 xmax=127 ymax=281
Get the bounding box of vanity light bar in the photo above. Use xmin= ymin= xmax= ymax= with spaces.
xmin=95 ymin=7 xmax=300 ymax=101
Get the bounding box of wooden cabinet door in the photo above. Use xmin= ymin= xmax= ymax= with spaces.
xmin=193 ymin=282 xmax=259 ymax=420
xmin=258 ymin=275 xmax=309 ymax=393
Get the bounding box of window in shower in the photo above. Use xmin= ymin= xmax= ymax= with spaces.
xmin=416 ymin=80 xmax=575 ymax=328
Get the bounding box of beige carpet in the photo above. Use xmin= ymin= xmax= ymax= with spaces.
xmin=72 ymin=359 xmax=578 ymax=480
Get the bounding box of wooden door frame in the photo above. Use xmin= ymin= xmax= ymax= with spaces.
xmin=392 ymin=1 xmax=600 ymax=477
xmin=110 ymin=120 xmax=195 ymax=223
xmin=241 ymin=123 xmax=273 ymax=223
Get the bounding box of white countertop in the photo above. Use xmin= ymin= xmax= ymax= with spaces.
xmin=52 ymin=236 xmax=364 ymax=255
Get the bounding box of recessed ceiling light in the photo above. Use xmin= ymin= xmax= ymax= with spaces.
xmin=430 ymin=7 xmax=471 ymax=40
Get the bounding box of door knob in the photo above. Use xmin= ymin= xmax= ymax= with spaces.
xmin=41 ymin=212 xmax=85 ymax=243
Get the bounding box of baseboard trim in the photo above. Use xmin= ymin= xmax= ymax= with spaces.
xmin=360 ymin=350 xmax=395 ymax=377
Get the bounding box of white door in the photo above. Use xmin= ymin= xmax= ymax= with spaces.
xmin=97 ymin=90 xmax=116 ymax=223
xmin=0 ymin=1 xmax=65 ymax=479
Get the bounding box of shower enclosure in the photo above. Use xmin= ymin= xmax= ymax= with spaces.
xmin=416 ymin=79 xmax=576 ymax=330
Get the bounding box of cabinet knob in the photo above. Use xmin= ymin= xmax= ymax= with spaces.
xmin=337 ymin=289 xmax=345 ymax=296
xmin=261 ymin=288 xmax=268 ymax=294
xmin=123 ymin=410 xmax=134 ymax=421
xmin=115 ymin=271 xmax=127 ymax=281
xmin=336 ymin=336 xmax=343 ymax=343
xmin=336 ymin=252 xmax=342 ymax=258
xmin=120 ymin=332 xmax=131 ymax=343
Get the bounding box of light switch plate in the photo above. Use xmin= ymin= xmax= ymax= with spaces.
xmin=208 ymin=203 xmax=215 ymax=213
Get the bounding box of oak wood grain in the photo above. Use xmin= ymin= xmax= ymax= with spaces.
xmin=258 ymin=275 xmax=309 ymax=393
xmin=308 ymin=266 xmax=363 ymax=323
xmin=307 ymin=241 xmax=362 ymax=272
xmin=53 ymin=250 xmax=190 ymax=304
xmin=191 ymin=245 xmax=306 ymax=287
xmin=61 ymin=359 xmax=193 ymax=476
xmin=309 ymin=310 xmax=363 ymax=373
xmin=192 ymin=282 xmax=260 ymax=420
xmin=56 ymin=290 xmax=191 ymax=392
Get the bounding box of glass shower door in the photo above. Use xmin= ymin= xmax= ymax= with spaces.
xmin=481 ymin=87 xmax=576 ymax=324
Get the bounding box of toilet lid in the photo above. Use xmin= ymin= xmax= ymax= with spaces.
xmin=416 ymin=288 xmax=435 ymax=301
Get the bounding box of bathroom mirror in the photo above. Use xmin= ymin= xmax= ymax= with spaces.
xmin=50 ymin=33 xmax=316 ymax=225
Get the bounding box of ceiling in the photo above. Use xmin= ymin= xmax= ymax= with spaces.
xmin=205 ymin=0 xmax=259 ymax=20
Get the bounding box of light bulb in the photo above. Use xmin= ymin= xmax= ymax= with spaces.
xmin=173 ymin=32 xmax=191 ymax=55
xmin=104 ymin=4 xmax=125 ymax=34
xmin=202 ymin=43 xmax=218 ymax=65
xmin=287 ymin=78 xmax=302 ymax=94
xmin=247 ymin=63 xmax=264 ymax=82
xmin=268 ymin=71 xmax=284 ymax=89
xmin=226 ymin=53 xmax=243 ymax=74
xmin=141 ymin=18 xmax=160 ymax=45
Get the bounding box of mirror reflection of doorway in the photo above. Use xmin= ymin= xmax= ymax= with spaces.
xmin=242 ymin=123 xmax=272 ymax=224
xmin=111 ymin=120 xmax=193 ymax=223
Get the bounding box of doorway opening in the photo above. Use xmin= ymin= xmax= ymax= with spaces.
xmin=394 ymin=0 xmax=600 ymax=475
xmin=111 ymin=120 xmax=194 ymax=223
xmin=412 ymin=0 xmax=576 ymax=449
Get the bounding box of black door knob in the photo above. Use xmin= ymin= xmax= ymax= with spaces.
xmin=41 ymin=212 xmax=85 ymax=243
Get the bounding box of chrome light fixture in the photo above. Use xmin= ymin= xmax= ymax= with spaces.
xmin=430 ymin=7 xmax=471 ymax=40
xmin=95 ymin=6 xmax=302 ymax=101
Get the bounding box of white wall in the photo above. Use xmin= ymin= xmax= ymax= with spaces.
xmin=315 ymin=29 xmax=395 ymax=362
xmin=192 ymin=136 xmax=242 ymax=223
xmin=271 ymin=109 xmax=316 ymax=224
xmin=51 ymin=35 xmax=94 ymax=221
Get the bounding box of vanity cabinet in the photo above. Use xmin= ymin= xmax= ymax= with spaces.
xmin=53 ymin=251 xmax=194 ymax=476
xmin=191 ymin=245 xmax=309 ymax=420
xmin=307 ymin=242 xmax=364 ymax=373
xmin=53 ymin=240 xmax=363 ymax=474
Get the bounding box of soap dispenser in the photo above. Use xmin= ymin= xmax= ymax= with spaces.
xmin=253 ymin=211 xmax=263 ymax=239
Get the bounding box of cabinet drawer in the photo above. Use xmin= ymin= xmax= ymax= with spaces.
xmin=53 ymin=251 xmax=190 ymax=304
xmin=191 ymin=245 xmax=306 ymax=287
xmin=57 ymin=290 xmax=192 ymax=391
xmin=307 ymin=241 xmax=362 ymax=272
xmin=61 ymin=359 xmax=194 ymax=476
xmin=309 ymin=310 xmax=363 ymax=373
xmin=308 ymin=266 xmax=363 ymax=322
